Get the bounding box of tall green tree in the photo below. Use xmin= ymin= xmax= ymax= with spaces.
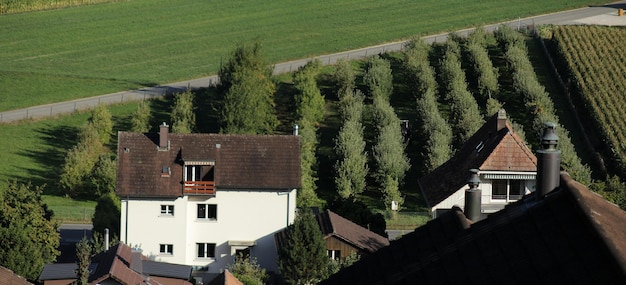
xmin=89 ymin=104 xmax=113 ymax=146
xmin=333 ymin=59 xmax=356 ymax=100
xmin=278 ymin=208 xmax=328 ymax=285
xmin=298 ymin=118 xmax=321 ymax=208
xmin=92 ymin=191 xmax=121 ymax=239
xmin=0 ymin=182 xmax=59 ymax=280
xmin=294 ymin=59 xmax=325 ymax=125
xmin=363 ymin=56 xmax=393 ymax=100
xmin=130 ymin=100 xmax=152 ymax=132
xmin=59 ymin=125 xmax=104 ymax=198
xmin=334 ymin=91 xmax=368 ymax=199
xmin=74 ymin=237 xmax=91 ymax=285
xmin=218 ymin=41 xmax=278 ymax=134
xmin=372 ymin=98 xmax=410 ymax=210
xmin=171 ymin=89 xmax=196 ymax=133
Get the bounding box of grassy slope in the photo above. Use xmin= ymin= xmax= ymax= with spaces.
xmin=0 ymin=0 xmax=605 ymax=111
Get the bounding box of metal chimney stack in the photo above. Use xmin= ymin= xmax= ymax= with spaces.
xmin=464 ymin=169 xmax=482 ymax=221
xmin=536 ymin=122 xmax=561 ymax=198
xmin=105 ymin=228 xmax=110 ymax=251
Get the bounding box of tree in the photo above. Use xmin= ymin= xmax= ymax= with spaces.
xmin=294 ymin=59 xmax=325 ymax=124
xmin=278 ymin=208 xmax=328 ymax=285
xmin=298 ymin=118 xmax=321 ymax=208
xmin=130 ymin=100 xmax=151 ymax=132
xmin=88 ymin=153 xmax=116 ymax=198
xmin=363 ymin=56 xmax=393 ymax=100
xmin=334 ymin=91 xmax=368 ymax=199
xmin=333 ymin=59 xmax=356 ymax=100
xmin=218 ymin=41 xmax=278 ymax=134
xmin=74 ymin=237 xmax=91 ymax=285
xmin=228 ymin=255 xmax=268 ymax=285
xmin=171 ymin=89 xmax=196 ymax=133
xmin=371 ymin=96 xmax=410 ymax=210
xmin=0 ymin=181 xmax=59 ymax=280
xmin=92 ymin=191 xmax=121 ymax=239
xmin=89 ymin=104 xmax=113 ymax=146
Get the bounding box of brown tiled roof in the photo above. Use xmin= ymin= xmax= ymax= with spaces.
xmin=117 ymin=131 xmax=301 ymax=197
xmin=39 ymin=243 xmax=192 ymax=285
xmin=0 ymin=266 xmax=32 ymax=285
xmin=419 ymin=111 xmax=537 ymax=208
xmin=317 ymin=210 xmax=389 ymax=254
xmin=320 ymin=173 xmax=626 ymax=284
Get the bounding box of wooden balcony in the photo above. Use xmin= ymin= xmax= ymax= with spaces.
xmin=183 ymin=181 xmax=215 ymax=195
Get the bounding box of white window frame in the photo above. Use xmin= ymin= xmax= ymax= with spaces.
xmin=327 ymin=249 xmax=341 ymax=260
xmin=184 ymin=165 xmax=203 ymax=182
xmin=196 ymin=243 xmax=216 ymax=259
xmin=159 ymin=244 xmax=173 ymax=255
xmin=491 ymin=179 xmax=525 ymax=202
xmin=160 ymin=205 xmax=174 ymax=216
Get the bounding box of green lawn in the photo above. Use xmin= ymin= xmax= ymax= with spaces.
xmin=0 ymin=0 xmax=605 ymax=112
xmin=42 ymin=195 xmax=96 ymax=224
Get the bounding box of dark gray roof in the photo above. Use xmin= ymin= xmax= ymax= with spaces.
xmin=142 ymin=260 xmax=192 ymax=280
xmin=321 ymin=173 xmax=626 ymax=284
xmin=38 ymin=263 xmax=77 ymax=280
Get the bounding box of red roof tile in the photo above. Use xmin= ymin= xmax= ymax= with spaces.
xmin=419 ymin=111 xmax=536 ymax=207
xmin=0 ymin=266 xmax=32 ymax=285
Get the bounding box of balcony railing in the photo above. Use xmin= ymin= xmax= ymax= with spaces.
xmin=184 ymin=181 xmax=215 ymax=195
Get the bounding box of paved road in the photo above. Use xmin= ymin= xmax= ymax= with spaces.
xmin=57 ymin=224 xmax=93 ymax=263
xmin=0 ymin=3 xmax=624 ymax=123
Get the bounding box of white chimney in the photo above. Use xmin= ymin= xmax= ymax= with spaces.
xmin=105 ymin=228 xmax=110 ymax=251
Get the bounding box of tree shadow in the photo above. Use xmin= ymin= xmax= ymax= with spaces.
xmin=194 ymin=87 xmax=221 ymax=134
xmin=20 ymin=125 xmax=82 ymax=195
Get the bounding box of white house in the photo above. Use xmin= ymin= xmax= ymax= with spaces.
xmin=418 ymin=109 xmax=537 ymax=218
xmin=116 ymin=124 xmax=300 ymax=282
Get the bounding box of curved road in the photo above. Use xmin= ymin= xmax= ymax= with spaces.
xmin=1 ymin=3 xmax=624 ymax=123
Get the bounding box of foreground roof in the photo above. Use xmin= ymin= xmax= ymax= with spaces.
xmin=316 ymin=210 xmax=389 ymax=254
xmin=321 ymin=173 xmax=626 ymax=284
xmin=0 ymin=266 xmax=32 ymax=285
xmin=419 ymin=110 xmax=537 ymax=208
xmin=117 ymin=131 xmax=301 ymax=197
xmin=39 ymin=243 xmax=192 ymax=285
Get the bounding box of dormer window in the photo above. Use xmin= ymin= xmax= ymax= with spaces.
xmin=183 ymin=161 xmax=215 ymax=195
xmin=161 ymin=166 xmax=171 ymax=178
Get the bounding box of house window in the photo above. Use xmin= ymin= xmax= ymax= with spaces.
xmin=197 ymin=204 xmax=217 ymax=220
xmin=492 ymin=180 xmax=524 ymax=201
xmin=161 ymin=205 xmax=174 ymax=216
xmin=327 ymin=250 xmax=341 ymax=260
xmin=159 ymin=244 xmax=173 ymax=255
xmin=185 ymin=165 xmax=204 ymax=182
xmin=197 ymin=243 xmax=216 ymax=258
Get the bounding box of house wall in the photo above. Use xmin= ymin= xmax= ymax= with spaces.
xmin=120 ymin=188 xmax=296 ymax=273
xmin=431 ymin=174 xmax=535 ymax=217
xmin=325 ymin=236 xmax=361 ymax=259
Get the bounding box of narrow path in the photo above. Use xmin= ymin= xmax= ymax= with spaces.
xmin=0 ymin=3 xmax=622 ymax=124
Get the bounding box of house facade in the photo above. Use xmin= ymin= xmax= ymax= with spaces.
xmin=117 ymin=124 xmax=300 ymax=280
xmin=419 ymin=110 xmax=537 ymax=217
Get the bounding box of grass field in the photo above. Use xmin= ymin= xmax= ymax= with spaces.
xmin=0 ymin=0 xmax=606 ymax=112
xmin=42 ymin=195 xmax=96 ymax=223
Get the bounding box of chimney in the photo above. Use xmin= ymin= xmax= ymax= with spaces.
xmin=464 ymin=169 xmax=482 ymax=221
xmin=104 ymin=228 xmax=110 ymax=251
xmin=536 ymin=122 xmax=561 ymax=198
xmin=159 ymin=122 xmax=169 ymax=150
xmin=293 ymin=123 xmax=299 ymax=136
xmin=497 ymin=109 xmax=507 ymax=131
